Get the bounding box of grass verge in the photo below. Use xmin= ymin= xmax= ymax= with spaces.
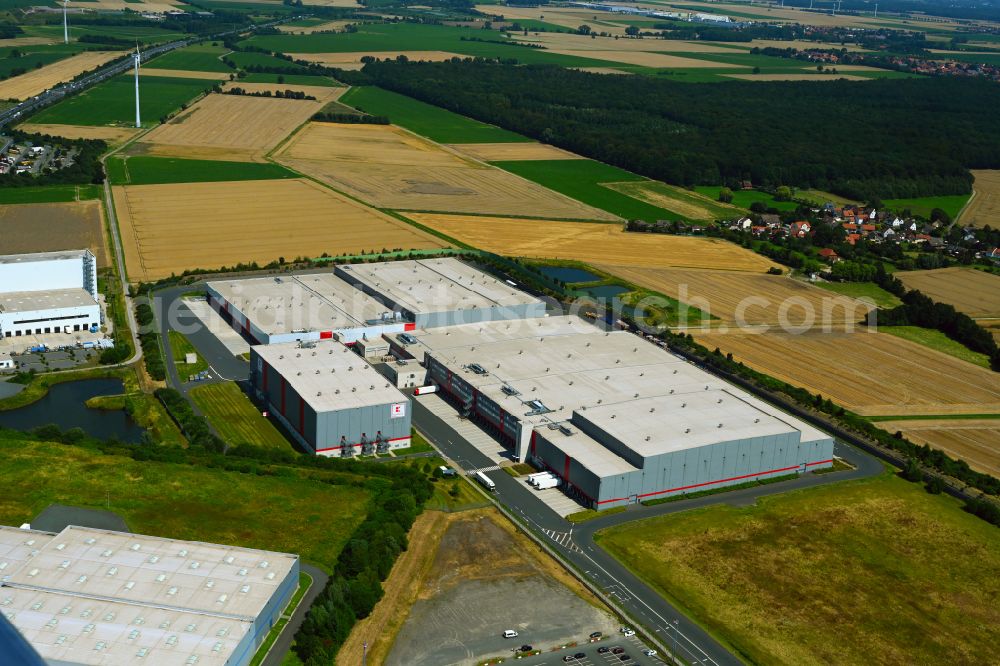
xmin=814 ymin=280 xmax=902 ymax=308
xmin=880 ymin=325 xmax=991 ymax=368
xmin=566 ymin=506 xmax=627 ymax=523
xmin=168 ymin=330 xmax=208 ymax=377
xmin=107 ymin=155 xmax=298 ymax=186
xmin=189 ymin=381 xmax=293 ymax=451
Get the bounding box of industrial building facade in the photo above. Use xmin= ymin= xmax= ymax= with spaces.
xmin=412 ymin=316 xmax=834 ymax=509
xmin=250 ymin=339 xmax=411 ymax=456
xmin=0 ymin=250 xmax=100 ymax=339
xmin=0 ymin=525 xmax=298 ymax=666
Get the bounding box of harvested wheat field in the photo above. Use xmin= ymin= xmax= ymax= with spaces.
xmin=288 ymin=51 xmax=462 ymax=70
xmin=449 ymin=142 xmax=580 ymax=162
xmin=573 ymin=67 xmax=633 ymax=75
xmin=747 ymin=39 xmax=873 ymax=52
xmin=962 ymin=170 xmax=1000 ymax=228
xmin=139 ymin=68 xmax=231 ymax=80
xmin=275 ymin=122 xmax=616 ymax=220
xmin=563 ymin=49 xmax=741 ymax=68
xmin=16 ymin=123 xmax=140 ymax=144
xmin=725 ymin=73 xmax=867 ymax=81
xmin=514 ymin=32 xmax=738 ymax=53
xmin=0 ymin=51 xmax=124 ymax=101
xmin=875 ymin=419 xmax=1000 ymax=477
xmin=695 ymin=330 xmax=1000 ymax=417
xmin=597 ymin=267 xmax=874 ymax=327
xmin=0 ymin=200 xmax=107 ymax=266
xmin=896 ymin=267 xmax=1000 ymax=318
xmin=603 ymin=180 xmax=741 ymax=221
xmin=406 ymin=213 xmax=778 ymax=271
xmin=220 ymin=81 xmax=342 ymax=101
xmin=113 ymin=179 xmax=445 ymax=281
xmin=138 ymin=93 xmax=321 ymax=161
xmin=277 ymin=19 xmax=353 ymax=33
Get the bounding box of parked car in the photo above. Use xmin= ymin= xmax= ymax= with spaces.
xmin=590 ymin=631 xmax=603 ymax=639
xmin=562 ymin=657 xmax=576 ymax=663
xmin=618 ymin=655 xmax=631 ymax=662
xmin=574 ymin=653 xmax=586 ymax=659
xmin=598 ymin=646 xmax=611 ymax=654
xmin=503 ymin=630 xmax=518 ymax=638
xmin=623 ymin=629 xmax=636 ymax=637
xmin=613 ymin=647 xmax=625 ymax=654
xmin=520 ymin=645 xmax=532 ymax=653
xmin=643 ymin=649 xmax=657 ymax=656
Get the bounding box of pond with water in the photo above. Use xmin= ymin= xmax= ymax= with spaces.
xmin=536 ymin=265 xmax=601 ymax=284
xmin=0 ymin=378 xmax=144 ymax=443
xmin=583 ymin=285 xmax=630 ymax=300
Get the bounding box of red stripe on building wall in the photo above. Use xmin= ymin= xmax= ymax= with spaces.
xmin=320 ymin=331 xmax=333 ymax=340
xmin=316 ymin=436 xmax=410 ymax=453
xmin=563 ymin=454 xmax=571 ymax=481
xmin=280 ymin=378 xmax=286 ymax=415
xmin=596 ymin=461 xmax=826 ymax=505
xmin=404 ymin=323 xmax=416 ymax=331
xmin=806 ymin=459 xmax=833 ymax=467
xmin=530 ymin=431 xmax=537 ymax=457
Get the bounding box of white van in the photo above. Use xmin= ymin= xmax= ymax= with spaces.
xmin=503 ymin=630 xmax=519 ymax=639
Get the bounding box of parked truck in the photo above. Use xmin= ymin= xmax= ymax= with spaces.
xmin=529 ymin=473 xmax=557 ymax=488
xmin=534 ymin=476 xmax=561 ymax=490
xmin=475 ymin=470 xmax=496 ymax=492
xmin=414 ymin=385 xmax=438 ymax=396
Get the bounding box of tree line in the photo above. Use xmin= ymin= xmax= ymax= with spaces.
xmin=357 ymin=60 xmax=1000 ymax=200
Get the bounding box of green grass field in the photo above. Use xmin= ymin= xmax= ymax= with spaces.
xmin=190 ymin=381 xmax=294 ymax=452
xmin=147 ymin=43 xmax=233 ymax=73
xmin=607 ymin=180 xmax=745 ymax=221
xmin=493 ymin=159 xmax=679 ymax=221
xmin=22 ymin=24 xmax=188 ymax=45
xmin=595 ymin=471 xmax=1000 ymax=666
xmin=883 ymin=194 xmax=971 ymax=220
xmin=0 ymin=51 xmax=76 ymax=79
xmin=241 ymin=72 xmax=337 ymax=86
xmin=107 ymin=155 xmax=298 ymax=185
xmin=0 ymin=184 xmax=102 ymax=204
xmin=167 ymin=330 xmax=208 ymax=377
xmin=227 ymin=50 xmax=313 ymax=73
xmin=694 ymin=185 xmax=800 ymax=212
xmin=243 ymin=23 xmax=625 ymax=68
xmin=31 ymin=74 xmax=215 ymax=127
xmin=813 ymin=281 xmax=902 ymax=308
xmin=880 ymin=325 xmax=991 ymax=368
xmin=0 ymin=435 xmax=367 ymax=569
xmin=341 ymin=86 xmax=527 ymax=143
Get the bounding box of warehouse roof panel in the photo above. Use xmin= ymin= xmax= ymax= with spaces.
xmin=0 ymin=250 xmax=90 ymax=265
xmin=338 ymin=258 xmax=544 ymax=316
xmin=0 ymin=288 xmax=97 ymax=314
xmin=253 ymin=339 xmax=407 ymax=412
xmin=0 ymin=527 xmax=55 ymax=581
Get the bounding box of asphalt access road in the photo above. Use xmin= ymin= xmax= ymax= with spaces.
xmin=412 ymin=398 xmax=884 ymax=666
xmin=262 ymin=564 xmax=328 ymax=666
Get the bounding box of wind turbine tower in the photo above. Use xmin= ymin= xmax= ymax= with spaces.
xmin=874 ymin=3 xmax=878 ymax=18
xmin=133 ymin=46 xmax=141 ymax=128
xmin=63 ymin=0 xmax=69 ymax=44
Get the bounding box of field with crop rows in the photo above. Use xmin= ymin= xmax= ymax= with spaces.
xmin=190 ymin=382 xmax=293 ymax=452
xmin=0 ymin=200 xmax=106 ymax=265
xmin=961 ymin=170 xmax=1000 ymax=228
xmin=875 ymin=419 xmax=1000 ymax=477
xmin=694 ymin=330 xmax=1000 ymax=416
xmin=896 ymin=267 xmax=1000 ymax=318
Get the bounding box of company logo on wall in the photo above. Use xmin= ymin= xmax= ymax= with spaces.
xmin=390 ymin=402 xmax=407 ymax=419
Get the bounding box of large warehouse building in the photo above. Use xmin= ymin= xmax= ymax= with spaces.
xmin=250 ymin=339 xmax=412 ymax=456
xmin=0 ymin=524 xmax=298 ymax=666
xmin=409 ymin=316 xmax=834 ymax=509
xmin=207 ymin=272 xmax=410 ymax=346
xmin=334 ymin=257 xmax=547 ymax=328
xmin=0 ymin=250 xmax=100 ymax=339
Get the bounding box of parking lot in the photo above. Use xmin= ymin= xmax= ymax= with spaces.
xmin=507 ymin=634 xmax=665 ymax=666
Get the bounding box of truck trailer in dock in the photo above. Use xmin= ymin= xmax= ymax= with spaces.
xmin=475 ymin=470 xmax=496 ymax=492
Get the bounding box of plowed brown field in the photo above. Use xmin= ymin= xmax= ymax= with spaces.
xmin=597 ymin=267 xmax=874 ymax=326
xmin=275 ymin=122 xmax=616 ymax=220
xmin=694 ymin=330 xmax=1000 ymax=416
xmin=138 ymin=93 xmax=322 ymax=161
xmin=0 ymin=200 xmax=106 ymax=266
xmin=0 ymin=51 xmax=125 ymax=101
xmin=875 ymin=419 xmax=1000 ymax=476
xmin=896 ymin=267 xmax=1000 ymax=318
xmin=113 ymin=179 xmax=445 ymax=281
xmin=405 ymin=213 xmax=778 ymax=271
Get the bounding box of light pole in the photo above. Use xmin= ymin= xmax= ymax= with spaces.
xmin=362 ymin=641 xmax=367 ymax=666
xmin=671 ymin=619 xmax=680 ymax=665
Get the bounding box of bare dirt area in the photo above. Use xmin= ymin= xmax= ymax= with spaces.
xmin=275 ymin=122 xmax=616 ymax=220
xmin=139 ymin=68 xmax=231 ymax=80
xmin=961 ymin=170 xmax=1000 ymax=228
xmin=895 ymin=267 xmax=1000 ymax=318
xmin=0 ymin=51 xmax=125 ymax=101
xmin=875 ymin=420 xmax=1000 ymax=476
xmin=405 ymin=213 xmax=778 ymax=271
xmin=694 ymin=330 xmax=1000 ymax=417
xmin=596 ymin=266 xmax=874 ymax=326
xmin=220 ymin=81 xmax=342 ymax=101
xmin=112 ymin=178 xmax=445 ymax=281
xmin=382 ymin=510 xmax=618 ymax=666
xmin=16 ymin=123 xmax=140 ymax=144
xmin=287 ymin=51 xmax=463 ymax=69
xmin=725 ymin=73 xmax=867 ymax=81
xmin=448 ymin=142 xmax=581 ymax=161
xmin=0 ymin=200 xmax=107 ymax=266
xmin=136 ymin=93 xmax=322 ymax=161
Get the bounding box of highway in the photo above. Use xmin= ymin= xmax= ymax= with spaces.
xmin=411 ymin=397 xmax=884 ymax=666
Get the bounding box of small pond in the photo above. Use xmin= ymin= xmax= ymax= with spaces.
xmin=536 ymin=265 xmax=601 ymax=284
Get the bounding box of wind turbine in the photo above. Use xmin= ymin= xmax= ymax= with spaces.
xmin=63 ymin=0 xmax=69 ymax=44
xmin=873 ymin=2 xmax=878 ymax=18
xmin=133 ymin=44 xmax=141 ymax=128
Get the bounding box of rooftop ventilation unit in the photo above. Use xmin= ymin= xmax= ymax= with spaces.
xmin=558 ymin=424 xmax=574 ymax=436
xmin=501 ymin=385 xmax=520 ymax=397
xmin=467 ymin=363 xmax=488 ymax=375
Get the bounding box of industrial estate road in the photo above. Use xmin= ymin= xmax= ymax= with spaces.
xmin=412 ymin=397 xmax=884 ymax=666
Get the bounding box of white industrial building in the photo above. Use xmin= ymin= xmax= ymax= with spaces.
xmin=0 ymin=524 xmax=298 ymax=666
xmin=408 ymin=316 xmax=834 ymax=509
xmin=251 ymin=339 xmax=412 ymax=456
xmin=0 ymin=250 xmax=101 ymax=339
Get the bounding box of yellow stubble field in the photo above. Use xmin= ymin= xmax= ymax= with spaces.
xmin=275 ymin=122 xmax=617 ymax=220
xmin=961 ymin=170 xmax=1000 ymax=229
xmin=694 ymin=330 xmax=1000 ymax=416
xmin=16 ymin=123 xmax=140 ymax=144
xmin=113 ymin=179 xmax=446 ymax=281
xmin=896 ymin=267 xmax=1000 ymax=318
xmin=404 ymin=213 xmax=778 ymax=271
xmin=287 ymin=51 xmax=463 ymax=70
xmin=874 ymin=419 xmax=1000 ymax=477
xmin=595 ymin=267 xmax=874 ymax=326
xmin=0 ymin=51 xmax=125 ymax=101
xmin=448 ymin=142 xmax=581 ymax=161
xmin=136 ymin=93 xmax=323 ymax=161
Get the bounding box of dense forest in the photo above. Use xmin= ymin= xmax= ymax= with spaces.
xmin=359 ymin=60 xmax=1000 ymax=200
